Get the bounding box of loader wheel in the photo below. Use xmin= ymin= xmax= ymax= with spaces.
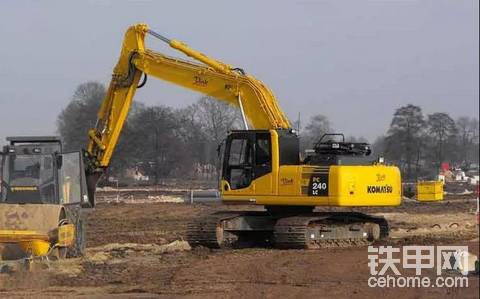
xmin=64 ymin=207 xmax=86 ymax=258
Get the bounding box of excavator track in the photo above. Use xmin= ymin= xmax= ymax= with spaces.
xmin=274 ymin=212 xmax=389 ymax=249
xmin=187 ymin=211 xmax=242 ymax=249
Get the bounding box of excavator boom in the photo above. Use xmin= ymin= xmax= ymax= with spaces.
xmin=87 ymin=23 xmax=290 ymax=172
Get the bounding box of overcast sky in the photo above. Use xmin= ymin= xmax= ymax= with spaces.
xmin=0 ymin=0 xmax=478 ymax=143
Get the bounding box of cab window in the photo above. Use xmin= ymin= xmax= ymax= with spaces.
xmin=225 ymin=136 xmax=253 ymax=190
xmin=59 ymin=152 xmax=82 ymax=204
xmin=254 ymin=133 xmax=271 ymax=178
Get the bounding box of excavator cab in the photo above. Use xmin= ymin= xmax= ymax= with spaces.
xmin=222 ymin=130 xmax=271 ymax=190
xmin=222 ymin=130 xmax=269 ymax=191
xmin=221 ymin=129 xmax=299 ymax=193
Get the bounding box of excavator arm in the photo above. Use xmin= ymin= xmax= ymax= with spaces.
xmin=86 ymin=23 xmax=290 ymax=175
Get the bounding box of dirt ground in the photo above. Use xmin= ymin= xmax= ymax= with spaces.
xmin=0 ymin=193 xmax=479 ymax=298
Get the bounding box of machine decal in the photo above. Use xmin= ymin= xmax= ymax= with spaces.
xmin=376 ymin=173 xmax=386 ymax=182
xmin=367 ymin=185 xmax=393 ymax=194
xmin=280 ymin=178 xmax=294 ymax=185
xmin=194 ymin=75 xmax=208 ymax=87
xmin=4 ymin=209 xmax=29 ymax=230
xmin=308 ymin=173 xmax=329 ymax=196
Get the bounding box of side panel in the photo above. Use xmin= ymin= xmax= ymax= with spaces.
xmin=223 ymin=164 xmax=401 ymax=207
xmin=328 ymin=165 xmax=402 ymax=206
xmin=0 ymin=204 xmax=64 ymax=233
xmin=277 ymin=166 xmax=299 ymax=196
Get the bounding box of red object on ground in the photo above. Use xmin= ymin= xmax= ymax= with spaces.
xmin=441 ymin=162 xmax=450 ymax=172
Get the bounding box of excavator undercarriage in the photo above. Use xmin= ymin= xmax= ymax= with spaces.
xmin=188 ymin=208 xmax=389 ymax=249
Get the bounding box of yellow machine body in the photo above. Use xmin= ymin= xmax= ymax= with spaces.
xmin=416 ymin=181 xmax=444 ymax=202
xmin=220 ymin=130 xmax=401 ymax=207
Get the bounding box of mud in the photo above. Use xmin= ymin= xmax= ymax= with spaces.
xmin=0 ymin=194 xmax=478 ymax=298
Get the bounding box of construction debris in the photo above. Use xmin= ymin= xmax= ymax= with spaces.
xmin=88 ymin=240 xmax=191 ymax=255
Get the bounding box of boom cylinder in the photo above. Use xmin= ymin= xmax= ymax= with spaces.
xmin=147 ymin=29 xmax=233 ymax=75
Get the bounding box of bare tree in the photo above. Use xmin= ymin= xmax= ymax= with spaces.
xmin=127 ymin=106 xmax=185 ymax=183
xmin=456 ymin=116 xmax=479 ymax=167
xmin=426 ymin=112 xmax=457 ymax=168
xmin=385 ymin=104 xmax=425 ymax=180
xmin=176 ymin=105 xmax=209 ymax=165
xmin=193 ymin=96 xmax=242 ymax=145
xmin=301 ymin=114 xmax=332 ymax=150
xmin=57 ymin=81 xmax=106 ymax=151
xmin=372 ymin=135 xmax=387 ymax=156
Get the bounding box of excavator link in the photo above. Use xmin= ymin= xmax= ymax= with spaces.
xmin=273 ymin=212 xmax=389 ymax=249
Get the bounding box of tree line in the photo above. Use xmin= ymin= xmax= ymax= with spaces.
xmin=57 ymin=81 xmax=478 ymax=183
xmin=373 ymin=104 xmax=479 ymax=180
xmin=57 ymin=82 xmax=243 ymax=183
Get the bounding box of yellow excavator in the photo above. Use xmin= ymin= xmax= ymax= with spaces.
xmin=85 ymin=23 xmax=402 ymax=249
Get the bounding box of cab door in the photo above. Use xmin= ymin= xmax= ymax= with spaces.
xmin=222 ymin=131 xmax=273 ymax=196
xmin=59 ymin=152 xmax=90 ymax=207
xmin=223 ymin=132 xmax=254 ymax=193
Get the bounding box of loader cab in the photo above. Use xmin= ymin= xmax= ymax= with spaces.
xmin=0 ymin=136 xmax=91 ymax=207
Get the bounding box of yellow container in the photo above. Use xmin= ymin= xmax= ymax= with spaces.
xmin=417 ymin=181 xmax=443 ymax=201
